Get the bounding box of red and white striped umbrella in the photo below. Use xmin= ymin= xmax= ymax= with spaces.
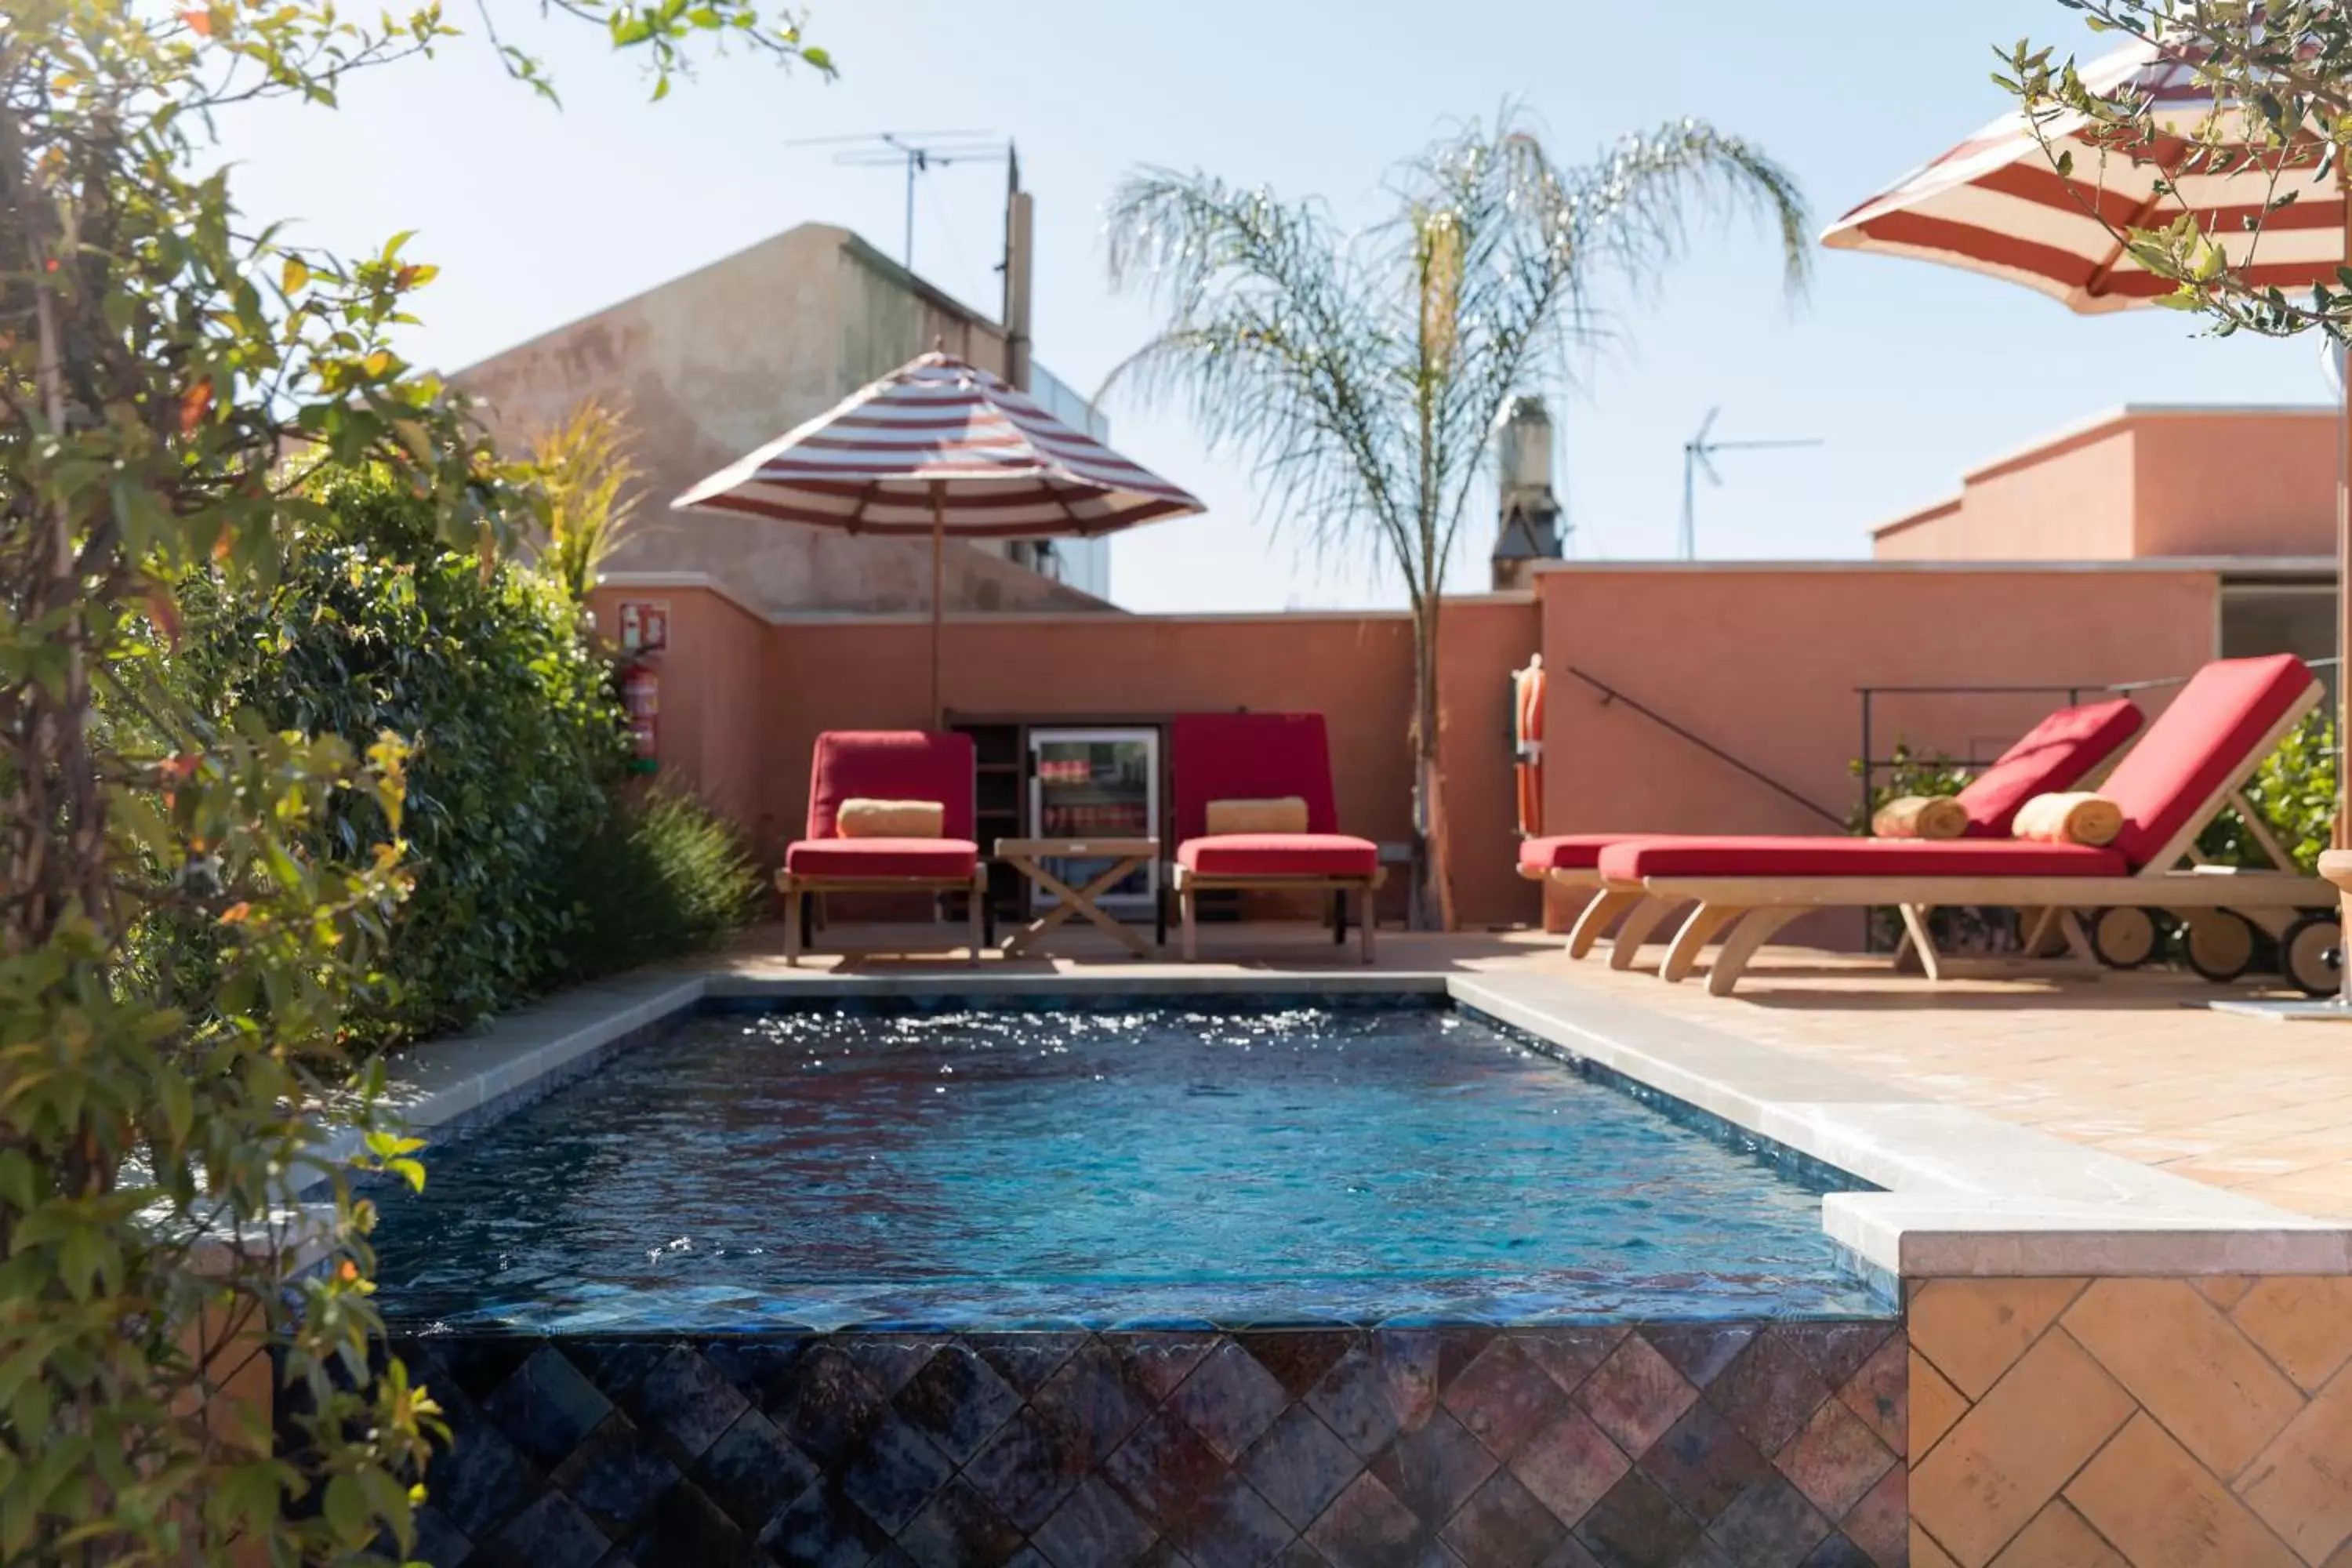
xmin=674 ymin=350 xmax=1201 ymax=537
xmin=674 ymin=349 xmax=1203 ymax=722
xmin=1821 ymin=37 xmax=2343 ymax=313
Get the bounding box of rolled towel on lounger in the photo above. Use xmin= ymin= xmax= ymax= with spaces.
xmin=2012 ymin=791 xmax=2124 ymax=847
xmin=1204 ymin=796 xmax=1309 ymax=835
xmin=837 ymin=798 xmax=945 ymax=838
xmin=1871 ymin=795 xmax=1969 ymax=840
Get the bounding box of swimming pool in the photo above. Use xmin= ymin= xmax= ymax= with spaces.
xmin=379 ymin=999 xmax=1907 ymax=1566
xmin=372 ymin=1001 xmax=1883 ymax=1330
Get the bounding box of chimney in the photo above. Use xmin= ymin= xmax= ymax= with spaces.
xmin=1002 ymin=147 xmax=1033 ymax=392
xmin=1491 ymin=396 xmax=1563 ymax=590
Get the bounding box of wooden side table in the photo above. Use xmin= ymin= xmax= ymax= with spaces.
xmin=995 ymin=838 xmax=1159 ymax=957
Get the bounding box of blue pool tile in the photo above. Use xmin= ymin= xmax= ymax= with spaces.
xmin=969 ymin=1332 xmax=1087 ymax=1398
xmin=486 ymin=1345 xmax=615 ymax=1469
xmin=893 ymin=1476 xmax=1025 ymax=1568
xmin=1632 ymin=1403 xmax=1767 ymax=1528
xmin=1239 ymin=1406 xmax=1356 ymax=1531
xmin=1798 ymin=1532 xmax=1875 ymax=1568
xmin=1437 ymin=1469 xmax=1570 ymax=1568
xmin=1571 ymin=1469 xmax=1701 ymax=1568
xmin=895 ymin=1344 xmax=1024 ymax=1463
xmin=962 ymin=1403 xmax=1091 ymax=1533
xmin=839 ymin=1408 xmax=959 ymax=1535
xmin=548 ymin=1414 xmax=682 ymax=1536
xmin=431 ymin=1420 xmax=543 ymax=1541
xmin=1371 ymin=1405 xmax=1498 ymax=1526
xmin=1700 ymin=1334 xmax=1831 ymax=1457
xmin=770 ymin=1342 xmax=888 ymax=1465
xmin=1164 ymin=1468 xmax=1293 ymax=1568
xmin=1031 ymin=1338 xmax=1154 ymax=1463
xmin=1170 ymin=1341 xmax=1290 ymax=1464
xmin=1113 ymin=1334 xmax=1220 ymax=1403
xmin=1777 ymin=1323 xmax=1896 ymax=1392
xmin=564 ymin=1341 xmax=667 ymax=1406
xmin=1439 ymin=1337 xmax=1572 ymax=1461
xmin=1231 ymin=1330 xmax=1357 ymax=1403
xmin=845 ymin=1335 xmax=945 ymax=1400
xmin=1639 ymin=1327 xmax=1757 ymax=1393
xmin=698 ymin=1338 xmax=815 ymax=1413
xmin=477 ymin=1488 xmax=612 ymax=1568
xmin=1031 ymin=1474 xmax=1160 ymax=1568
xmin=756 ymin=1479 xmax=890 ymax=1568
xmin=688 ymin=1407 xmax=817 ymax=1534
xmin=1512 ymin=1328 xmax=1628 ymax=1401
xmin=1104 ymin=1405 xmax=1230 ymax=1529
xmin=625 ymin=1477 xmax=750 ymax=1566
xmin=1306 ymin=1338 xmax=1440 ymax=1461
xmin=408 ymin=1504 xmax=474 ymax=1568
xmin=1705 ymin=1472 xmax=1829 ymax=1568
xmin=1303 ymin=1472 xmax=1429 ymax=1567
xmin=619 ymin=1345 xmax=751 ymax=1466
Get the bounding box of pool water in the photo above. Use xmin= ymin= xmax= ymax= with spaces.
xmin=371 ymin=1004 xmax=1886 ymax=1330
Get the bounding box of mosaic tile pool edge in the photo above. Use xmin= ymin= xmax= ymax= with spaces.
xmin=390 ymin=1319 xmax=1910 ymax=1568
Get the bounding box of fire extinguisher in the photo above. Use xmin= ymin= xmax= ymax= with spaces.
xmin=620 ymin=655 xmax=660 ymax=775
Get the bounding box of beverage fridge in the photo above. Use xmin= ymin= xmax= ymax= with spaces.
xmin=1026 ymin=727 xmax=1159 ymax=911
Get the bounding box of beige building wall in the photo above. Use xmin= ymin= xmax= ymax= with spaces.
xmin=1873 ymin=406 xmax=2336 ymax=564
xmin=455 ymin=224 xmax=1109 ymax=618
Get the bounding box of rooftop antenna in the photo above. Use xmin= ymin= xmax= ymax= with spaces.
xmin=1680 ymin=408 xmax=1824 ymax=560
xmin=782 ymin=130 xmax=1010 ymax=272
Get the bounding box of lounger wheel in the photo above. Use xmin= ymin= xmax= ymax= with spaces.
xmin=2180 ymin=910 xmax=2256 ymax=984
xmin=2280 ymin=912 xmax=2343 ymax=997
xmin=2089 ymin=907 xmax=2158 ymax=970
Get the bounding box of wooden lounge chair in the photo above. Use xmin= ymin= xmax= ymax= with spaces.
xmin=1524 ymin=695 xmax=2146 ymax=973
xmin=1169 ymin=712 xmax=1385 ymax=962
xmin=778 ymin=730 xmax=987 ymax=967
xmin=1592 ymin=653 xmax=2325 ymax=996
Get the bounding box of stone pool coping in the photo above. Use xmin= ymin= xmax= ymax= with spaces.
xmin=349 ymin=964 xmax=2352 ymax=1282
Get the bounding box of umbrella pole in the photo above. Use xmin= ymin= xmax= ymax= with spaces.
xmin=930 ymin=481 xmax=946 ymax=730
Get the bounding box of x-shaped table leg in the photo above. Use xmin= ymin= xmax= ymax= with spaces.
xmin=1004 ymin=855 xmax=1151 ymax=956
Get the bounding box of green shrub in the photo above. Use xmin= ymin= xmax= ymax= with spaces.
xmin=169 ymin=466 xmax=627 ymax=1040
xmin=551 ymin=787 xmax=767 ymax=980
xmin=1848 ymin=738 xmax=2008 ymax=953
xmin=2201 ymin=710 xmax=2335 ymax=873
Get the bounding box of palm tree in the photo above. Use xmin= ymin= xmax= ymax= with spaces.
xmin=1105 ymin=115 xmax=1809 ymax=928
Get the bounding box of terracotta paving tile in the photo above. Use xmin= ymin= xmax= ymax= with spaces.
xmin=2232 ymin=1279 xmax=2352 ymax=1394
xmin=1910 ymin=1330 xmax=2136 ymax=1567
xmin=1910 ymin=1280 xmax=2089 ymax=1403
xmin=2066 ymin=1414 xmax=2301 ymax=1568
xmin=1909 ymin=1352 xmax=1969 ymax=1462
xmin=2059 ymin=1279 xmax=2304 ymax=1480
xmin=1985 ymin=1501 xmax=2128 ymax=1568
xmin=2196 ymin=1277 xmax=2256 ymax=1312
xmin=1914 ymin=1521 xmax=1965 ymax=1568
xmin=2237 ymin=1370 xmax=2352 ymax=1565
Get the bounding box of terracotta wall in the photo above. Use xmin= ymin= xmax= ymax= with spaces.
xmin=1533 ymin=564 xmax=2221 ymax=935
xmin=594 ymin=564 xmax=2223 ymax=940
xmin=1875 ymin=420 xmax=2139 ymax=561
xmin=589 ymin=586 xmax=1549 ymax=927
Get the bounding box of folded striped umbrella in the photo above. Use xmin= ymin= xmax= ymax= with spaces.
xmin=675 ymin=349 xmax=1203 ymax=722
xmin=1821 ymin=36 xmax=2343 ymax=313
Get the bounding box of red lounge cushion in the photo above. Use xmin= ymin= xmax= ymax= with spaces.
xmin=1171 ymin=713 xmax=1340 ymax=841
xmin=1178 ymin=833 xmax=1379 ymax=878
xmin=1596 ymin=835 xmax=2126 ymax=880
xmin=1954 ymin=697 xmax=2143 ymax=837
xmin=1519 ymin=834 xmax=1632 ymax=873
xmin=785 ymin=838 xmax=979 ymax=880
xmin=2095 ymin=654 xmax=2315 ymax=869
xmin=807 ymin=731 xmax=976 ymax=840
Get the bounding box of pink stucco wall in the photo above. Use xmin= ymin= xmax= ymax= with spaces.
xmin=1874 ymin=408 xmax=2335 ymax=563
xmin=592 ymin=561 xmax=2223 ymax=943
xmin=1533 ymin=564 xmax=2221 ymax=935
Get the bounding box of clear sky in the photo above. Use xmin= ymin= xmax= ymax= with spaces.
xmin=213 ymin=0 xmax=2320 ymax=612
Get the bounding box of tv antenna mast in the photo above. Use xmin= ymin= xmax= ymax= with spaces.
xmin=1680 ymin=408 xmax=1824 ymax=560
xmin=784 ymin=130 xmax=1011 ymax=272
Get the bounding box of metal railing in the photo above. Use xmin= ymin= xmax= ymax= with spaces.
xmin=1566 ymin=665 xmax=1846 ymax=828
xmin=1854 ymin=658 xmax=2339 ymax=829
